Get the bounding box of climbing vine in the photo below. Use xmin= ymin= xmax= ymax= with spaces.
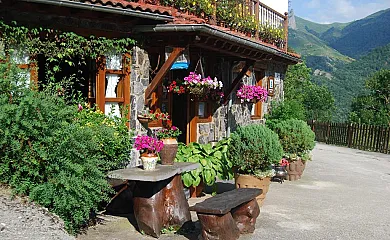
xmin=0 ymin=20 xmax=135 ymax=87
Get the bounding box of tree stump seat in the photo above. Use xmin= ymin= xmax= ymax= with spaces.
xmin=189 ymin=188 xmax=262 ymax=240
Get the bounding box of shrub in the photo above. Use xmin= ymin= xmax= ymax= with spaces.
xmin=228 ymin=124 xmax=283 ymax=178
xmin=272 ymin=119 xmax=315 ymax=161
xmin=0 ymin=62 xmax=132 ymax=233
xmin=265 ymin=99 xmax=306 ymax=129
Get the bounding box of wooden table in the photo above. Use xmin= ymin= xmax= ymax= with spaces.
xmin=107 ymin=162 xmax=199 ymax=238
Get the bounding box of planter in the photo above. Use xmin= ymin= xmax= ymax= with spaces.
xmin=137 ymin=115 xmax=153 ymax=124
xmin=140 ymin=153 xmax=158 ymax=170
xmin=286 ymin=160 xmax=300 ymax=181
xmin=297 ymin=159 xmax=307 ymax=178
xmin=159 ymin=138 xmax=178 ymax=165
xmin=234 ymin=173 xmax=270 ymax=207
xmin=189 ymin=180 xmax=204 ymax=198
xmin=271 ymin=165 xmax=288 ymax=183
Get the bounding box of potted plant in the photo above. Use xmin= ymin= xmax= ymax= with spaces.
xmin=137 ymin=110 xmax=170 ymax=124
xmin=228 ymin=124 xmax=283 ymax=206
xmin=271 ymin=119 xmax=315 ymax=181
xmin=271 ymin=158 xmax=289 ymax=183
xmin=183 ymin=72 xmax=223 ymax=100
xmin=175 ymin=140 xmax=233 ymax=197
xmin=236 ymin=84 xmax=268 ymax=103
xmin=133 ymin=135 xmax=164 ymax=170
xmin=156 ymin=124 xmax=182 ymax=165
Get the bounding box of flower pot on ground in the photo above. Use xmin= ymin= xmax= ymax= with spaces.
xmin=228 ymin=124 xmax=283 ymax=206
xmin=156 ymin=125 xmax=182 ymax=165
xmin=271 ymin=159 xmax=289 ymax=183
xmin=270 ymin=119 xmax=315 ymax=181
xmin=189 ymin=180 xmax=204 ymax=198
xmin=133 ymin=135 xmax=163 ymax=171
xmin=234 ymin=173 xmax=271 ymax=207
xmin=175 ymin=139 xmax=233 ymax=198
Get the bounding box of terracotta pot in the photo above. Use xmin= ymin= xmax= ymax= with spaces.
xmin=159 ymin=138 xmax=178 ymax=165
xmin=286 ymin=160 xmax=300 ymax=181
xmin=234 ymin=173 xmax=271 ymax=207
xmin=189 ymin=181 xmax=204 ymax=198
xmin=297 ymin=159 xmax=307 ymax=177
xmin=140 ymin=153 xmax=158 ymax=170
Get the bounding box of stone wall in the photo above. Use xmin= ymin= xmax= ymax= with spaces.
xmin=196 ymin=60 xmax=287 ymax=144
xmin=129 ymin=46 xmax=150 ymax=135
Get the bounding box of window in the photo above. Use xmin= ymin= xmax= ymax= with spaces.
xmin=96 ymin=52 xmax=130 ymax=119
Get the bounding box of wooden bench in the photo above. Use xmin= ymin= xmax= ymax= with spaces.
xmin=189 ymin=188 xmax=262 ymax=240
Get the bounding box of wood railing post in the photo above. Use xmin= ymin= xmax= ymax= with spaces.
xmin=283 ymin=12 xmax=288 ymax=52
xmin=210 ymin=0 xmax=217 ymax=25
xmin=255 ymin=0 xmax=260 ymax=38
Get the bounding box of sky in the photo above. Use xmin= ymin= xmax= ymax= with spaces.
xmin=291 ymin=0 xmax=390 ymax=23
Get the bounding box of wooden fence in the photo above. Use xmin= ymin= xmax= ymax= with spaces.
xmin=307 ymin=121 xmax=390 ymax=154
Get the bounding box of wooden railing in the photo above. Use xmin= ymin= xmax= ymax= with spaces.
xmin=308 ymin=121 xmax=390 ymax=154
xmin=156 ymin=0 xmax=289 ymax=51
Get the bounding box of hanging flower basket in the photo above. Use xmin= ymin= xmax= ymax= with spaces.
xmin=236 ymin=84 xmax=268 ymax=103
xmin=183 ymin=72 xmax=223 ymax=101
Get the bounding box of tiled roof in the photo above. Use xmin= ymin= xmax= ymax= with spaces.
xmin=77 ymin=0 xmax=174 ymax=16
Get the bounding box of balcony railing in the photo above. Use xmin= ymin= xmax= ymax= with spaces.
xmin=155 ymin=0 xmax=288 ymax=51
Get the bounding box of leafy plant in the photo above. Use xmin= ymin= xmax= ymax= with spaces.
xmin=156 ymin=126 xmax=182 ymax=139
xmin=228 ymin=124 xmax=283 ymax=178
xmin=0 ymin=61 xmax=133 ymax=234
xmin=175 ymin=139 xmax=233 ymax=188
xmin=265 ymin=99 xmax=306 ymax=129
xmin=272 ymin=119 xmax=315 ymax=161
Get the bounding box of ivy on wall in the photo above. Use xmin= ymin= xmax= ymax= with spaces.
xmin=0 ymin=21 xmax=135 ymax=83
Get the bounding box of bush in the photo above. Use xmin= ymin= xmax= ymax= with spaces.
xmin=265 ymin=99 xmax=306 ymax=129
xmin=272 ymin=119 xmax=315 ymax=161
xmin=0 ymin=62 xmax=132 ymax=233
xmin=228 ymin=124 xmax=283 ymax=178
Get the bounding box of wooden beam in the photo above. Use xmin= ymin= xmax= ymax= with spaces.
xmin=144 ymin=47 xmax=185 ymax=105
xmin=223 ymin=60 xmax=254 ymax=105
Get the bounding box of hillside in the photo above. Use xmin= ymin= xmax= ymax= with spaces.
xmin=294 ymin=9 xmax=390 ymax=59
xmin=312 ymin=43 xmax=390 ymax=121
xmin=288 ymin=16 xmax=352 ymax=71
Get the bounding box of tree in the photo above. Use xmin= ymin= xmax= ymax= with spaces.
xmin=349 ymin=70 xmax=390 ymax=126
xmin=283 ymin=62 xmax=335 ymax=121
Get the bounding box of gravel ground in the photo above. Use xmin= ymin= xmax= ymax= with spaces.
xmin=0 ymin=186 xmax=74 ymax=240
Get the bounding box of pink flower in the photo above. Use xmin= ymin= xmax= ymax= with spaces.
xmin=78 ymin=103 xmax=83 ymax=112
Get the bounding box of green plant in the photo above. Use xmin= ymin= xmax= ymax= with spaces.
xmin=0 ymin=61 xmax=133 ymax=234
xmin=228 ymin=124 xmax=283 ymax=178
xmin=156 ymin=126 xmax=182 ymax=139
xmin=175 ymin=139 xmax=233 ymax=188
xmin=272 ymin=119 xmax=315 ymax=161
xmin=265 ymin=99 xmax=306 ymax=129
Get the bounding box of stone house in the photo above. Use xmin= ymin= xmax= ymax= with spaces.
xmin=0 ymin=0 xmax=299 ymax=145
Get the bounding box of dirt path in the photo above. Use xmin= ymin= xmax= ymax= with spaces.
xmin=0 ymin=186 xmax=74 ymax=240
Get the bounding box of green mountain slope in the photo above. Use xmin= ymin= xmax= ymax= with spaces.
xmin=289 ymin=16 xmax=352 ymax=71
xmin=329 ymin=9 xmax=390 ymax=58
xmin=312 ymin=43 xmax=390 ymax=121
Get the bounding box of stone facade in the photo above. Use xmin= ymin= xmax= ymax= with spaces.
xmin=196 ymin=61 xmax=287 ymax=144
xmin=130 ymin=46 xmax=150 ymax=134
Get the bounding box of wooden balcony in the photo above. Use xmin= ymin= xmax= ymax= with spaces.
xmin=146 ymin=0 xmax=289 ymax=52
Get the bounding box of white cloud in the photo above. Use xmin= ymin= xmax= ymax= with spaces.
xmin=300 ymin=0 xmax=390 ymax=23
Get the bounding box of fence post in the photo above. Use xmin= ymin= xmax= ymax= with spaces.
xmin=326 ymin=122 xmax=331 ymax=144
xmin=347 ymin=123 xmax=353 ymax=148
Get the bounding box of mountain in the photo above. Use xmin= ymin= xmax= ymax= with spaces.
xmin=313 ymin=43 xmax=390 ymax=121
xmin=288 ymin=16 xmax=352 ymax=72
xmin=288 ymin=9 xmax=390 ymax=122
xmin=293 ymin=8 xmax=390 ymax=59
